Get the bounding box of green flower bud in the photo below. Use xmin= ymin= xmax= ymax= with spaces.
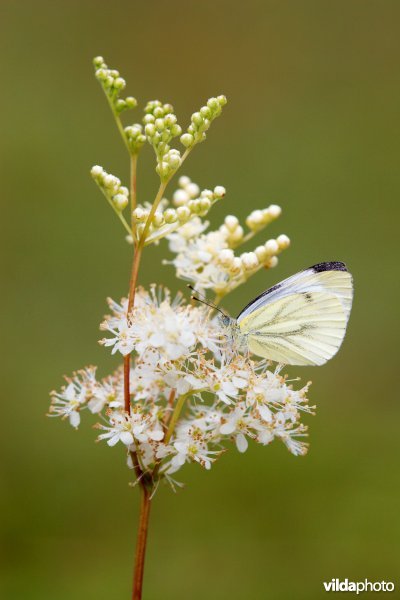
xmin=180 ymin=133 xmax=194 ymax=148
xmin=125 ymin=96 xmax=137 ymax=108
xmin=170 ymin=124 xmax=182 ymax=137
xmin=164 ymin=113 xmax=177 ymax=126
xmin=164 ymin=208 xmax=178 ymax=223
xmin=153 ymin=107 xmax=164 ymax=118
xmin=153 ymin=211 xmax=164 ymax=227
xmin=143 ymin=114 xmax=155 ymax=124
xmin=115 ymin=99 xmax=126 ymax=113
xmin=207 ymin=97 xmax=219 ymax=110
xmin=200 ymin=106 xmax=212 ymax=119
xmin=191 ymin=112 xmax=203 ymax=127
xmin=145 ymin=123 xmax=156 ymax=137
xmin=113 ymin=194 xmax=128 ymax=211
xmin=114 ymin=77 xmax=125 ymax=90
xmin=176 ymin=206 xmax=191 ymax=222
xmin=93 ymin=56 xmax=104 ymax=68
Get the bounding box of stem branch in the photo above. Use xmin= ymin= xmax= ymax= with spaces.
xmin=132 ymin=486 xmax=152 ymax=600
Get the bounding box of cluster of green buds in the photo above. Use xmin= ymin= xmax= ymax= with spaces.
xmin=180 ymin=96 xmax=227 ymax=149
xmin=132 ymin=177 xmax=226 ymax=245
xmin=143 ymin=101 xmax=183 ymax=180
xmin=93 ymin=56 xmax=137 ymax=115
xmin=91 ymin=166 xmax=129 ymax=211
xmin=124 ymin=124 xmax=146 ymax=155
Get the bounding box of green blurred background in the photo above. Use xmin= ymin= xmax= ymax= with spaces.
xmin=1 ymin=1 xmax=399 ymax=598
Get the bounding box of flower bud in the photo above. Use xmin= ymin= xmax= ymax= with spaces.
xmin=114 ymin=77 xmax=126 ymax=90
xmin=164 ymin=208 xmax=178 ymax=223
xmin=217 ymin=95 xmax=227 ymax=106
xmin=153 ymin=211 xmax=164 ymax=227
xmin=155 ymin=118 xmax=165 ymax=131
xmin=230 ymin=226 xmax=244 ymax=242
xmin=173 ymin=189 xmax=190 ymax=206
xmin=188 ymin=199 xmax=201 ymax=213
xmin=145 ymin=123 xmax=156 ymax=137
xmin=132 ymin=207 xmax=148 ymax=222
xmin=186 ymin=182 xmax=200 ymax=198
xmin=199 ymin=198 xmax=211 ymax=213
xmin=200 ymin=106 xmax=212 ymax=119
xmin=180 ymin=133 xmax=194 ymax=147
xmin=93 ymin=56 xmax=104 ymax=68
xmin=214 ymin=186 xmax=226 ymax=198
xmin=125 ymin=96 xmax=137 ymax=108
xmin=164 ymin=113 xmax=177 ymax=126
xmin=219 ymin=248 xmax=235 ymax=267
xmin=265 ymin=239 xmax=279 ymax=255
xmin=277 ymin=234 xmax=290 ymax=249
xmin=255 ymin=245 xmax=268 ymax=262
xmin=269 ymin=204 xmax=282 ymax=218
xmin=91 ymin=165 xmax=103 ymax=177
xmin=153 ymin=106 xmax=164 ymax=118
xmin=266 ymin=256 xmax=279 ymax=269
xmin=115 ymin=99 xmax=126 ymax=112
xmin=113 ymin=194 xmax=128 ymax=211
xmin=224 ymin=215 xmax=239 ymax=231
xmin=167 ymin=152 xmax=181 ymax=169
xmin=179 ymin=175 xmax=191 ymax=187
xmin=170 ymin=124 xmax=182 ymax=137
xmin=191 ymin=112 xmax=203 ymax=127
xmin=229 ymin=257 xmax=242 ymax=274
xmin=241 ymin=252 xmax=259 ymax=270
xmin=177 ymin=206 xmax=191 ymax=222
xmin=207 ymin=97 xmax=219 ymax=110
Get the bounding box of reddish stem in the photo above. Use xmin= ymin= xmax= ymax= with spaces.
xmin=132 ymin=486 xmax=152 ymax=600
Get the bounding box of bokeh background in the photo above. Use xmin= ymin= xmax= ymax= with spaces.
xmin=1 ymin=1 xmax=399 ymax=598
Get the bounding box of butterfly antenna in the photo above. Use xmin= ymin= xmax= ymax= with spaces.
xmin=187 ymin=284 xmax=228 ymax=318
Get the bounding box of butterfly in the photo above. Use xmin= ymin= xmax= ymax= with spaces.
xmin=192 ymin=261 xmax=353 ymax=366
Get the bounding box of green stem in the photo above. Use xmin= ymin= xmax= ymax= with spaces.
xmin=100 ymin=188 xmax=133 ymax=236
xmin=130 ymin=153 xmax=138 ymax=240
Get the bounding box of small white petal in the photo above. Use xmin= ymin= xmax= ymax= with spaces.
xmin=236 ymin=433 xmax=248 ymax=453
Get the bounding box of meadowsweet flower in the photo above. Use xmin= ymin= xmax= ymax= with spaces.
xmin=100 ymin=286 xmax=222 ymax=361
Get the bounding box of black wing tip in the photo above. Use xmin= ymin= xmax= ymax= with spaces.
xmin=310 ymin=261 xmax=348 ymax=273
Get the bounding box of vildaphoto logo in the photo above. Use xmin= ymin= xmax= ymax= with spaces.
xmin=323 ymin=579 xmax=395 ymax=594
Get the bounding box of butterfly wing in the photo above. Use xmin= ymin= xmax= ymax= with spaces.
xmin=237 ymin=262 xmax=353 ymax=366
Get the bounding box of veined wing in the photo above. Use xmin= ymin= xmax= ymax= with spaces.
xmin=237 ymin=261 xmax=353 ymax=366
xmin=237 ymin=262 xmax=353 ymax=323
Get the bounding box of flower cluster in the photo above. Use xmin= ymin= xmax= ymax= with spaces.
xmin=94 ymin=56 xmax=137 ymax=115
xmin=50 ymin=287 xmax=313 ymax=483
xmin=166 ymin=204 xmax=290 ymax=296
xmin=180 ymin=95 xmax=227 ymax=148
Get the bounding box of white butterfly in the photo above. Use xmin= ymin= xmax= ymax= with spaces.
xmin=224 ymin=261 xmax=353 ymax=366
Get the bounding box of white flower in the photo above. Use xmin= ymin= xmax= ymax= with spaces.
xmin=166 ymin=427 xmax=217 ymax=473
xmin=101 ymin=286 xmax=222 ymax=362
xmin=48 ymin=367 xmax=97 ymax=428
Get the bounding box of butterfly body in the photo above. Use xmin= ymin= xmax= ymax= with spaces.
xmin=231 ymin=262 xmax=353 ymax=366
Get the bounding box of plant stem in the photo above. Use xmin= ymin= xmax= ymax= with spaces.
xmin=130 ymin=154 xmax=138 ymax=233
xmin=165 ymin=393 xmax=188 ymax=444
xmin=132 ymin=486 xmax=152 ymax=600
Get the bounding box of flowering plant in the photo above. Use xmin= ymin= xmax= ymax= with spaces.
xmin=48 ymin=57 xmax=314 ymax=600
